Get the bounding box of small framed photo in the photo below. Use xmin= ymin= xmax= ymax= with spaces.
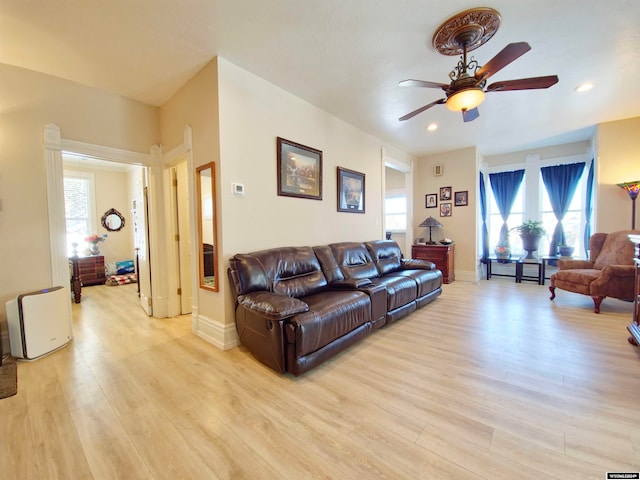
xmin=440 ymin=186 xmax=452 ymax=201
xmin=337 ymin=167 xmax=365 ymax=213
xmin=277 ymin=137 xmax=322 ymax=200
xmin=454 ymin=190 xmax=468 ymax=206
xmin=440 ymin=202 xmax=452 ymax=217
xmin=425 ymin=193 xmax=438 ymax=208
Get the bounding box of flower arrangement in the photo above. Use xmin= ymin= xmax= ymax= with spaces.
xmin=495 ymin=244 xmax=509 ymax=254
xmin=85 ymin=233 xmax=107 ymax=245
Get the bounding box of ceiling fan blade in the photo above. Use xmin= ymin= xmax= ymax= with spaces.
xmin=399 ymin=79 xmax=449 ymax=89
xmin=486 ymin=75 xmax=559 ymax=92
xmin=398 ymin=99 xmax=446 ymax=121
xmin=462 ymin=108 xmax=480 ymax=123
xmin=475 ymin=42 xmax=531 ymax=83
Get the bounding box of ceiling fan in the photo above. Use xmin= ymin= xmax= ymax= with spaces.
xmin=399 ymin=7 xmax=559 ymax=123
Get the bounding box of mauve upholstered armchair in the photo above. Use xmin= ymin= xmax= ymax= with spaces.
xmin=549 ymin=230 xmax=639 ymax=313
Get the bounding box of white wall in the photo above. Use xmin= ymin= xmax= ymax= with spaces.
xmin=415 ymin=147 xmax=479 ymax=281
xmin=216 ymin=57 xmax=415 ymax=332
xmin=597 ymin=117 xmax=640 ymax=232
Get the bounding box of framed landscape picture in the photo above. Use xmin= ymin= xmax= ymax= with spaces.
xmin=277 ymin=137 xmax=322 ymax=200
xmin=337 ymin=167 xmax=365 ymax=213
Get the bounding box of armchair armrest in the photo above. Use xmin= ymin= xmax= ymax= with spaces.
xmin=401 ymin=258 xmax=436 ymax=270
xmin=557 ymin=259 xmax=594 ymax=270
xmin=237 ymin=291 xmax=309 ymax=320
xmin=599 ymin=264 xmax=636 ymax=280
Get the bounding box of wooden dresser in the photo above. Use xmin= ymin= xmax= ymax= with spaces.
xmin=411 ymin=244 xmax=455 ymax=284
xmin=69 ymin=255 xmax=106 ymax=303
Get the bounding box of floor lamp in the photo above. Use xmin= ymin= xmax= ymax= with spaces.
xmin=418 ymin=216 xmax=443 ymax=245
xmin=617 ymin=180 xmax=640 ymax=229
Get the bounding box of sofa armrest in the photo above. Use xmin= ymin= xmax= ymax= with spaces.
xmin=237 ymin=291 xmax=309 ymax=320
xmin=557 ymin=259 xmax=594 ymax=270
xmin=401 ymin=258 xmax=436 ymax=270
xmin=330 ymin=278 xmax=373 ymax=289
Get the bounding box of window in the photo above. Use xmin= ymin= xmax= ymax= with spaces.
xmin=485 ymin=155 xmax=592 ymax=258
xmin=385 ymin=193 xmax=407 ymax=232
xmin=487 ymin=180 xmax=524 ymax=252
xmin=64 ymin=173 xmax=95 ymax=256
xmin=540 ymin=168 xmax=588 ymax=256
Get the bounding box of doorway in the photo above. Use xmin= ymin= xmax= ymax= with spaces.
xmin=62 ymin=153 xmax=152 ymax=315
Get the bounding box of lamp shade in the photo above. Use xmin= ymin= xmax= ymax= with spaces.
xmin=446 ymin=88 xmax=485 ymax=112
xmin=418 ymin=216 xmax=443 ymax=228
xmin=617 ymin=180 xmax=640 ymax=200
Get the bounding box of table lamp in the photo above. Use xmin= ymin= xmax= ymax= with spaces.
xmin=617 ymin=180 xmax=640 ymax=229
xmin=418 ymin=216 xmax=443 ymax=245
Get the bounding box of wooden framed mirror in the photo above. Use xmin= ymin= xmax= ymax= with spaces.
xmin=196 ymin=162 xmax=219 ymax=292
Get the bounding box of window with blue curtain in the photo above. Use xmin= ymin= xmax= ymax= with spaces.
xmin=540 ymin=162 xmax=586 ymax=257
xmin=488 ymin=169 xmax=525 ymax=248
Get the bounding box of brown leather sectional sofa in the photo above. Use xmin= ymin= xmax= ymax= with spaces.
xmin=228 ymin=240 xmax=443 ymax=375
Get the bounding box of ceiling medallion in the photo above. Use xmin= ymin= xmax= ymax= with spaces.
xmin=432 ymin=7 xmax=501 ymax=56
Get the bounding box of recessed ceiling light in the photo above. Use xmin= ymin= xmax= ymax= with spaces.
xmin=575 ymin=83 xmax=594 ymax=93
xmin=426 ymin=123 xmax=438 ymax=132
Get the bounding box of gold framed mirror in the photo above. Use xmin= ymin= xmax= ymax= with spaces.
xmin=196 ymin=162 xmax=219 ymax=291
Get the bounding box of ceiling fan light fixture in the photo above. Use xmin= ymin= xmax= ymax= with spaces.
xmin=446 ymin=88 xmax=485 ymax=112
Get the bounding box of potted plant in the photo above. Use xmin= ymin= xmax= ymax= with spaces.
xmin=557 ymin=242 xmax=574 ymax=257
xmin=511 ymin=220 xmax=546 ymax=259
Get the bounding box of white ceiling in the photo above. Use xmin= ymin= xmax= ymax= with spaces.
xmin=2 ymin=0 xmax=639 ymax=157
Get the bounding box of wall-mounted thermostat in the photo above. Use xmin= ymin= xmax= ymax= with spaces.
xmin=434 ymin=165 xmax=443 ymax=176
xmin=231 ymin=182 xmax=245 ymax=196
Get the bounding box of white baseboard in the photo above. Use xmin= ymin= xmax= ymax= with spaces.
xmin=454 ymin=269 xmax=483 ymax=283
xmin=193 ymin=313 xmax=239 ymax=350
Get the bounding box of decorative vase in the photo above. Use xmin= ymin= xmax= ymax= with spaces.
xmin=520 ymin=234 xmax=542 ymax=259
xmin=90 ymin=243 xmax=100 ymax=255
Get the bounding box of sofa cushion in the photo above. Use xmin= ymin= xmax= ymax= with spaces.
xmin=370 ymin=275 xmax=417 ymax=311
xmin=386 ymin=269 xmax=443 ymax=298
xmin=232 ymin=246 xmax=328 ymax=297
xmin=551 ymin=269 xmax=600 ymax=296
xmin=365 ymin=240 xmax=402 ymax=275
xmin=289 ymin=290 xmax=371 ymax=356
xmin=329 ymin=242 xmax=379 ymax=280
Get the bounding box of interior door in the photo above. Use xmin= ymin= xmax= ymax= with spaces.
xmin=133 ymin=168 xmax=153 ymax=316
xmin=175 ymin=161 xmax=192 ymax=313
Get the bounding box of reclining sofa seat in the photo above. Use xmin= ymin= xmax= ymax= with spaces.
xmin=228 ymin=246 xmax=376 ymax=375
xmin=316 ymin=240 xmax=443 ymax=324
xmin=229 ymin=240 xmax=443 ymax=376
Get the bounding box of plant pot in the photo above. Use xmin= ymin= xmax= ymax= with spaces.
xmin=520 ymin=233 xmax=542 ymax=259
xmin=558 ymin=246 xmax=574 ymax=257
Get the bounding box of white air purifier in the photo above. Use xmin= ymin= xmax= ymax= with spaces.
xmin=6 ymin=286 xmax=71 ymax=360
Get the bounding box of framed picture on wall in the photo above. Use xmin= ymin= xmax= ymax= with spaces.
xmin=440 ymin=202 xmax=452 ymax=217
xmin=425 ymin=193 xmax=437 ymax=208
xmin=337 ymin=167 xmax=365 ymax=213
xmin=440 ymin=186 xmax=452 ymax=201
xmin=454 ymin=190 xmax=468 ymax=206
xmin=277 ymin=137 xmax=323 ymax=200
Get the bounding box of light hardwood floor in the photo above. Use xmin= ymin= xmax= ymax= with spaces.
xmin=2 ymin=279 xmax=639 ymax=479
